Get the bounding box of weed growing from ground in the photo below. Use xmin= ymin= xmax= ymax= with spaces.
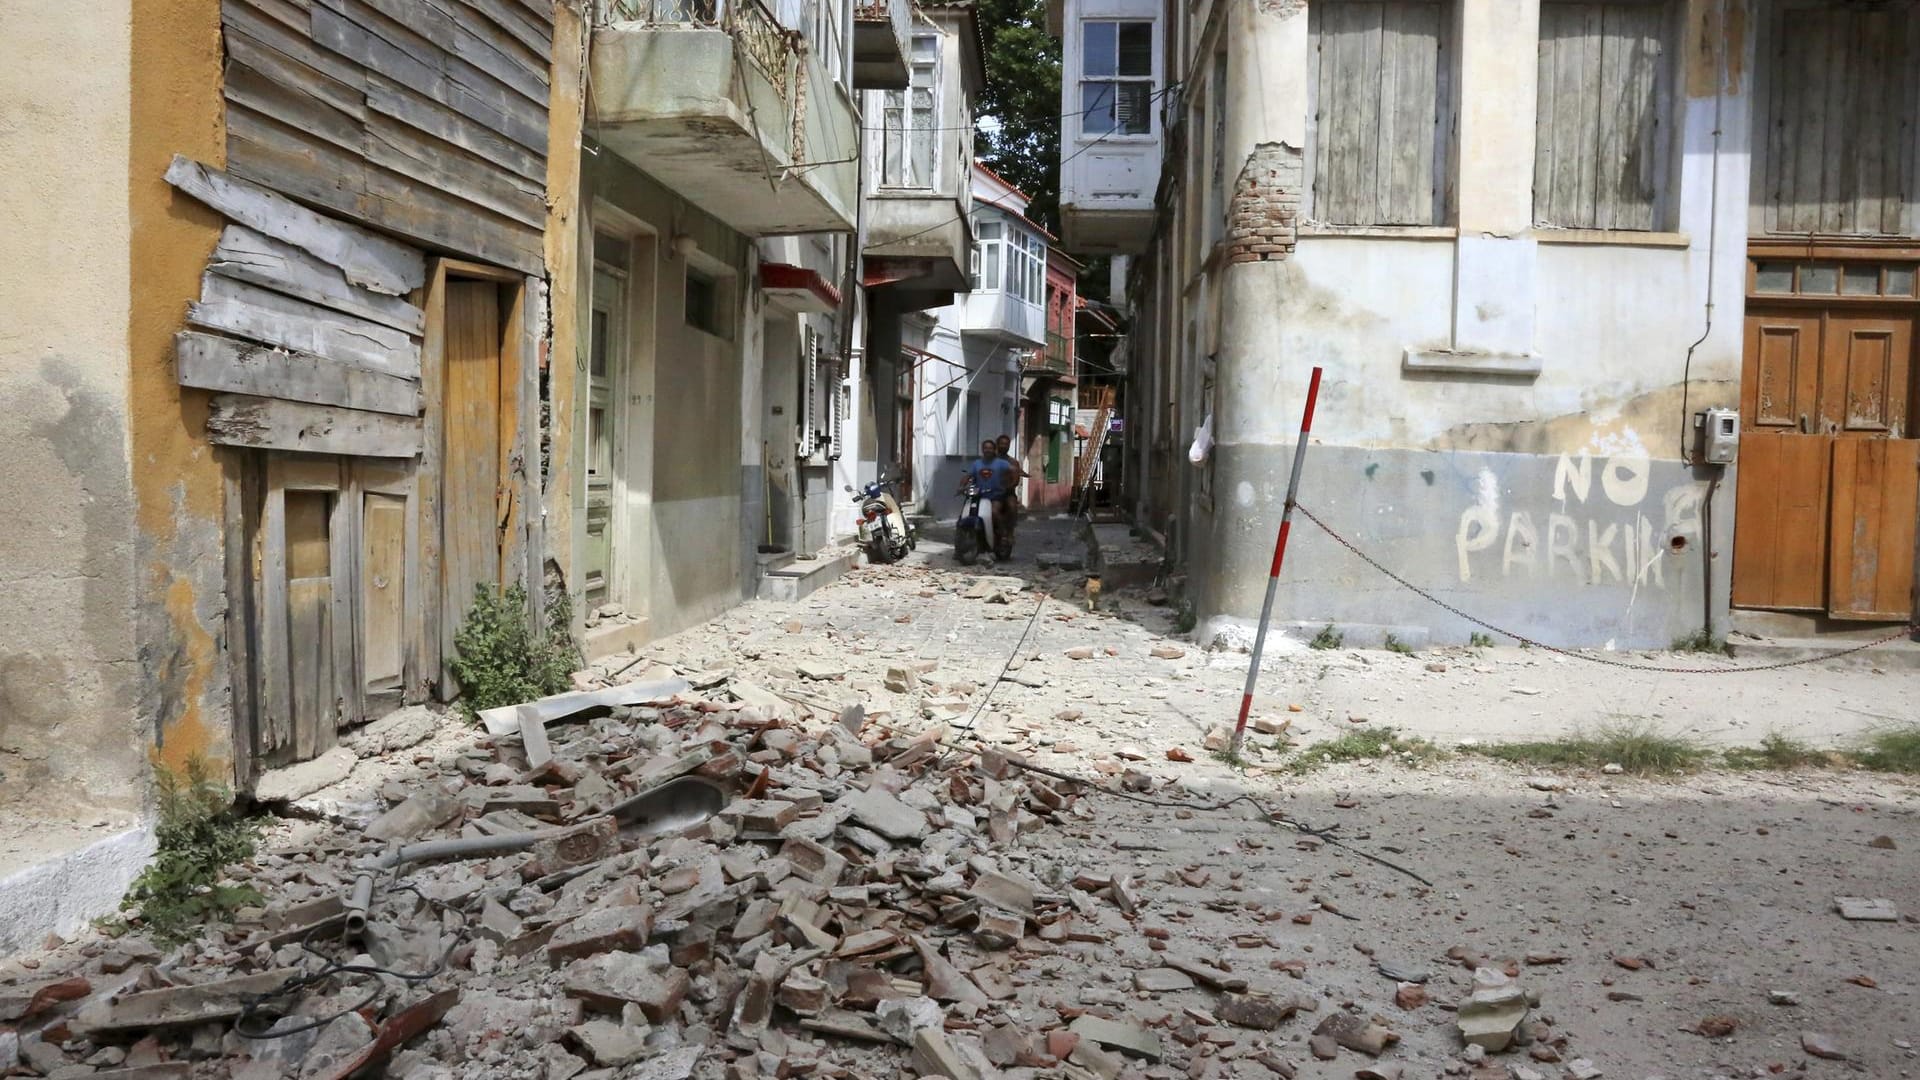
xmin=1383 ymin=634 xmax=1415 ymax=655
xmin=1857 ymin=725 xmax=1920 ymax=773
xmin=1466 ymin=720 xmax=1710 ymax=775
xmin=1309 ymin=624 xmax=1343 ymax=650
xmin=1469 ymin=632 xmax=1495 ymax=648
xmin=1671 ymin=629 xmax=1732 ymax=655
xmin=449 ymin=583 xmax=581 ymax=720
xmin=1723 ymin=732 xmax=1829 ymax=770
xmin=1287 ymin=726 xmax=1445 ymax=774
xmin=113 ymin=757 xmax=261 ymax=944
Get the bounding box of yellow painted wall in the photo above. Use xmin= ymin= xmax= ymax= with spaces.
xmin=0 ymin=0 xmax=146 ymax=811
xmin=128 ymin=0 xmax=231 ymax=779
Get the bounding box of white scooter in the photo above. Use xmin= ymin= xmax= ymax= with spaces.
xmin=848 ymin=474 xmax=914 ymax=564
xmin=954 ymin=479 xmax=1011 ymax=566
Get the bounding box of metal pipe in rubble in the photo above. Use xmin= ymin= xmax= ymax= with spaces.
xmin=341 ymin=828 xmax=582 ymax=936
xmin=1230 ymin=366 xmax=1324 ymax=760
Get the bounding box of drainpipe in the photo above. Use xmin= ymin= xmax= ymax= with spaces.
xmin=1684 ymin=0 xmax=1728 ymax=642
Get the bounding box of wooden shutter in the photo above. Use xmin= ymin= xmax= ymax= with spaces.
xmin=1534 ymin=2 xmax=1668 ymax=230
xmin=1762 ymin=2 xmax=1920 ymax=236
xmin=1311 ymin=1 xmax=1445 ymax=226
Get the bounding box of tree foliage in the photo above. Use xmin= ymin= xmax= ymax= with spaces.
xmin=973 ymin=0 xmax=1062 ymax=230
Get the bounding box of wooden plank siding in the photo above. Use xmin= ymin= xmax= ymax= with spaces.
xmin=1758 ymin=1 xmax=1919 ymax=237
xmin=1533 ymin=1 xmax=1670 ymax=231
xmin=222 ymin=0 xmax=552 ymax=274
xmin=1309 ymin=0 xmax=1447 ymax=226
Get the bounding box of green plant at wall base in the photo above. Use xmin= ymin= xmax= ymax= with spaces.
xmin=449 ymin=582 xmax=582 ymax=720
xmin=1309 ymin=624 xmax=1343 ymax=650
xmin=1469 ymin=632 xmax=1495 ymax=648
xmin=1383 ymin=634 xmax=1415 ymax=655
xmin=1671 ymin=629 xmax=1732 ymax=655
xmin=116 ymin=757 xmax=261 ymax=944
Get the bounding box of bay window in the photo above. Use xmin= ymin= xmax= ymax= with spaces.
xmin=882 ymin=35 xmax=940 ymax=187
xmin=1080 ymin=20 xmax=1153 ymax=136
xmin=970 ymin=216 xmax=1045 ymax=304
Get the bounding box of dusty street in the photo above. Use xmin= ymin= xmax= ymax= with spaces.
xmin=2 ymin=515 xmax=1916 ymax=1080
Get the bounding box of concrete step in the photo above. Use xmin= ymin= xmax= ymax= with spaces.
xmin=1726 ymin=633 xmax=1920 ymax=671
xmin=757 ymin=548 xmax=858 ymax=602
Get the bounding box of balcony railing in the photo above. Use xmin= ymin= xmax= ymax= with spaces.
xmin=1037 ymin=331 xmax=1073 ymax=375
xmin=597 ymin=0 xmax=721 ymax=24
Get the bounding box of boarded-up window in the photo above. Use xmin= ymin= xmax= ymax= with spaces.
xmin=1310 ymin=1 xmax=1449 ymax=226
xmin=1533 ymin=2 xmax=1671 ymax=230
xmin=1761 ymin=2 xmax=1920 ymax=236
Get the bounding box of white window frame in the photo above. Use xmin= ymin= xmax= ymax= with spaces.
xmin=1078 ymin=18 xmax=1156 ymax=140
xmin=881 ymin=34 xmax=941 ymax=189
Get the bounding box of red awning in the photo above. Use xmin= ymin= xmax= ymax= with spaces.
xmin=760 ymin=263 xmax=841 ymax=314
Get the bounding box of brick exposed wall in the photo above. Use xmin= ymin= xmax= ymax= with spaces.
xmin=1225 ymin=142 xmax=1302 ymax=264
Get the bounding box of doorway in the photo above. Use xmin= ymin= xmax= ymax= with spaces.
xmin=1732 ymin=255 xmax=1919 ymax=620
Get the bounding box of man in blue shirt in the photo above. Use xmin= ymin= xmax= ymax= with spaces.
xmin=960 ymin=439 xmax=1013 ymax=500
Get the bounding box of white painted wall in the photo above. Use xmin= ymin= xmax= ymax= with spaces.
xmin=1058 ymin=0 xmax=1165 ymax=215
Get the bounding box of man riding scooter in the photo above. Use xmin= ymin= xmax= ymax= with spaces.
xmin=958 ymin=439 xmax=1017 ymax=559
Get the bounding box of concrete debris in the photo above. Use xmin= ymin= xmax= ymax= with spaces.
xmin=1070 ymin=1015 xmax=1164 ymax=1061
xmin=1834 ymin=896 xmax=1898 ymax=921
xmin=1456 ymin=969 xmax=1530 ymax=1052
xmin=1801 ymin=1031 xmax=1846 ymax=1060
xmin=253 ymin=746 xmax=357 ymax=802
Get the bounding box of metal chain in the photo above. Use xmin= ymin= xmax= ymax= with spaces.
xmin=1294 ymin=503 xmax=1916 ymax=674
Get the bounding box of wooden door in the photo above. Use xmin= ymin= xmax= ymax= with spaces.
xmin=441 ymin=278 xmax=510 ymax=666
xmin=351 ymin=460 xmax=418 ymax=716
xmin=584 ymin=267 xmax=624 ymax=607
xmin=1733 ymin=311 xmax=1829 ymax=608
xmin=258 ymin=455 xmax=355 ymax=763
xmin=1733 ymin=304 xmax=1918 ymax=617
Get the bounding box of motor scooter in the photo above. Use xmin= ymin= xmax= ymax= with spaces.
xmin=847 ymin=474 xmax=914 ymax=564
xmin=954 ymin=480 xmax=1013 ymax=566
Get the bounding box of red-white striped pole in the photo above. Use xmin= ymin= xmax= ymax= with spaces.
xmin=1230 ymin=365 xmax=1323 ymax=758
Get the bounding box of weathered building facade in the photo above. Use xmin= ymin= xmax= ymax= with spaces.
xmin=0 ymin=0 xmax=968 ymax=948
xmin=1056 ymin=0 xmax=1919 ymax=649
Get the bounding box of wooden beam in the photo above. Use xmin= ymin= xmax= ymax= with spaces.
xmin=207 ymin=394 xmax=424 ymax=456
xmin=210 ymin=224 xmax=427 ymax=335
xmin=189 ymin=274 xmax=423 ymax=378
xmin=165 ymin=155 xmax=426 ymax=294
xmin=177 ymin=331 xmax=423 ymax=416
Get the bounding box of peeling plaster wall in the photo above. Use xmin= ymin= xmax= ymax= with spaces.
xmin=0 ymin=0 xmax=145 ymax=810
xmin=128 ymin=0 xmax=232 ymax=781
xmin=1171 ymin=0 xmax=1754 ymax=645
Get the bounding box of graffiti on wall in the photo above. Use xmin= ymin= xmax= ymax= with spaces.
xmin=1455 ymin=455 xmax=1704 ymax=587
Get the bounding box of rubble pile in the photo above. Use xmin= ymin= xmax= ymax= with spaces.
xmin=0 ymin=679 xmax=1246 ymax=1080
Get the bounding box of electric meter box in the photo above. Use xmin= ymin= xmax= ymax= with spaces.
xmin=1697 ymin=407 xmax=1740 ymax=465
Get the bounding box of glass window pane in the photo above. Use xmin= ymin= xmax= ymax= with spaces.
xmin=1082 ymin=21 xmax=1116 ymax=76
xmin=1115 ymin=82 xmax=1151 ymax=134
xmin=1081 ymin=81 xmax=1116 ymax=133
xmin=1800 ymin=264 xmax=1838 ymax=294
xmin=590 ymin=309 xmax=609 ymax=376
xmin=911 ymin=34 xmax=937 ymax=57
xmin=1842 ymin=264 xmax=1880 ymax=295
xmin=1117 ymin=21 xmax=1152 ymax=76
xmin=1887 ymin=266 xmax=1916 ymax=296
xmin=983 ymin=244 xmax=1000 ymax=290
xmin=1754 ymin=262 xmax=1794 ymax=293
xmin=977 ymin=221 xmax=1001 ymax=240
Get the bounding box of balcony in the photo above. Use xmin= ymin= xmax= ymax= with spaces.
xmin=863 ymin=192 xmax=971 ymax=302
xmin=1034 ymin=330 xmax=1073 ymax=377
xmin=959 ymin=290 xmax=1045 ymax=348
xmin=590 ymin=0 xmax=859 ymax=235
xmin=851 ymin=0 xmax=911 ymax=89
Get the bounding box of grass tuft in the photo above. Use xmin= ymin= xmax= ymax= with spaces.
xmin=1309 ymin=624 xmax=1344 ymax=650
xmin=1672 ymin=629 xmax=1732 ymax=655
xmin=1467 ymin=720 xmax=1709 ymax=775
xmin=1857 ymin=725 xmax=1920 ymax=773
xmin=1383 ymin=634 xmax=1416 ymax=655
xmin=1723 ymin=732 xmax=1829 ymax=771
xmin=1287 ymin=726 xmax=1445 ymax=774
xmin=1469 ymin=632 xmax=1496 ymax=648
